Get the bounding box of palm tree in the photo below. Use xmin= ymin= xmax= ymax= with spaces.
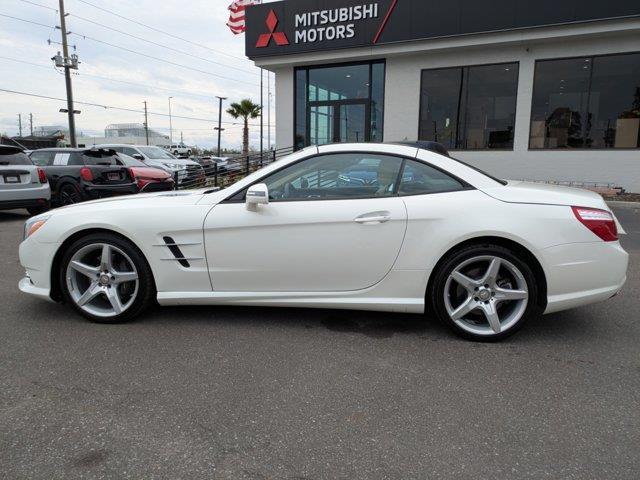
xmin=226 ymin=99 xmax=262 ymax=158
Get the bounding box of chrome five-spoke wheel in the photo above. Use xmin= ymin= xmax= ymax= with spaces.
xmin=444 ymin=255 xmax=529 ymax=336
xmin=65 ymin=242 xmax=139 ymax=318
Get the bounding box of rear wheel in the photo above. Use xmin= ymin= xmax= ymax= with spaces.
xmin=59 ymin=233 xmax=155 ymax=323
xmin=58 ymin=183 xmax=83 ymax=206
xmin=431 ymin=244 xmax=540 ymax=341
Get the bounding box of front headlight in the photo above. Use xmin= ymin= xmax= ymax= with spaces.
xmin=24 ymin=214 xmax=51 ymax=240
xmin=162 ymin=163 xmax=186 ymax=171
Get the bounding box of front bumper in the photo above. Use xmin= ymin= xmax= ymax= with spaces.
xmin=542 ymin=241 xmax=629 ymax=314
xmin=18 ymin=276 xmax=53 ymax=302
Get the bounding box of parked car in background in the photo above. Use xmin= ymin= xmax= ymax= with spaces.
xmin=165 ymin=143 xmax=192 ymax=157
xmin=0 ymin=145 xmax=50 ymax=215
xmin=29 ymin=148 xmax=137 ymax=206
xmin=116 ymin=153 xmax=175 ymax=192
xmin=98 ymin=145 xmax=204 ymax=188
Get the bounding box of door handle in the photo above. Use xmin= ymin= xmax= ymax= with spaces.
xmin=354 ymin=211 xmax=391 ymax=224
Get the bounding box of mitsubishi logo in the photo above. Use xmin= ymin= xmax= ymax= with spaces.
xmin=256 ymin=9 xmax=289 ymax=47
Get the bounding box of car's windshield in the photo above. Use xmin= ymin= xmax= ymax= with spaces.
xmin=116 ymin=153 xmax=147 ymax=167
xmin=0 ymin=151 xmax=32 ymax=166
xmin=138 ymin=146 xmax=176 ymax=160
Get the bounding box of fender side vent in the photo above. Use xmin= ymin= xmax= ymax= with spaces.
xmin=163 ymin=236 xmax=190 ymax=268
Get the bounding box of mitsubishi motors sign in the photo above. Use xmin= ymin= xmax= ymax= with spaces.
xmin=246 ymin=0 xmax=397 ymax=57
xmin=245 ymin=0 xmax=640 ymax=58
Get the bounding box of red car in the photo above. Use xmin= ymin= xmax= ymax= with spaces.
xmin=117 ymin=153 xmax=175 ymax=192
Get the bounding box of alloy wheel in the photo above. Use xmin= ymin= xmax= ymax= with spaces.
xmin=60 ymin=185 xmax=81 ymax=205
xmin=444 ymin=255 xmax=529 ymax=336
xmin=65 ymin=243 xmax=139 ymax=318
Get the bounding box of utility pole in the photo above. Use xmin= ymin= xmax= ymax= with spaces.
xmin=180 ymin=131 xmax=183 ymax=144
xmin=57 ymin=0 xmax=77 ymax=147
xmin=17 ymin=114 xmax=22 ymax=137
xmin=143 ymin=101 xmax=149 ymax=145
xmin=168 ymin=96 xmax=173 ymax=144
xmin=29 ymin=113 xmax=33 ymax=136
xmin=260 ymin=68 xmax=263 ymax=158
xmin=214 ymin=96 xmax=226 ymax=157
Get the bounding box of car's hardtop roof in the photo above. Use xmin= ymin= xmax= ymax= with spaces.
xmin=0 ymin=145 xmax=26 ymax=154
xmin=388 ymin=141 xmax=450 ymax=157
xmin=31 ymin=147 xmax=119 ymax=155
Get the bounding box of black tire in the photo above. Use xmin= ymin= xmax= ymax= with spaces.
xmin=57 ymin=182 xmax=83 ymax=206
xmin=430 ymin=244 xmax=541 ymax=342
xmin=59 ymin=233 xmax=156 ymax=323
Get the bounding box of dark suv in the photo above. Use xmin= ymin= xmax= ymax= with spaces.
xmin=29 ymin=148 xmax=137 ymax=206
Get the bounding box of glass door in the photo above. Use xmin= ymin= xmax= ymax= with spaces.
xmin=308 ymin=101 xmax=369 ymax=145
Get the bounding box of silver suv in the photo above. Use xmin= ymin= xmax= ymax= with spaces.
xmin=97 ymin=144 xmax=204 ymax=188
xmin=0 ymin=145 xmax=51 ymax=215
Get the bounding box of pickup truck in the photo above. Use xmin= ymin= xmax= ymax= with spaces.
xmin=28 ymin=148 xmax=138 ymax=206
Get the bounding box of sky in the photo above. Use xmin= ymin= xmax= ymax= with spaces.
xmin=0 ymin=0 xmax=276 ymax=150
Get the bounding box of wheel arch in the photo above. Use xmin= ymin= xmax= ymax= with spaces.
xmin=49 ymin=227 xmax=155 ymax=302
xmin=426 ymin=236 xmax=548 ymax=310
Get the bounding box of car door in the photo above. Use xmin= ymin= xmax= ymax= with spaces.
xmin=203 ymin=152 xmax=408 ymax=292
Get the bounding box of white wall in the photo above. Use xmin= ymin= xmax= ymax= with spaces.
xmin=384 ymin=33 xmax=640 ymax=191
xmin=265 ymin=19 xmax=640 ymax=191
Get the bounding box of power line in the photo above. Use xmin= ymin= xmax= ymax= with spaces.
xmin=68 ymin=13 xmax=259 ymax=76
xmin=0 ymin=13 xmax=260 ymax=87
xmin=68 ymin=31 xmax=261 ymax=87
xmin=0 ymin=12 xmax=54 ymax=29
xmin=19 ymin=0 xmax=57 ymax=12
xmin=0 ymin=55 xmax=223 ymax=100
xmin=76 ymin=0 xmax=247 ymax=62
xmin=0 ymin=88 xmax=272 ymax=127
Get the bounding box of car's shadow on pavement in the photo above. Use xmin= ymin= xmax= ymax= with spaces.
xmin=0 ymin=211 xmax=30 ymax=222
xmin=135 ymin=302 xmax=602 ymax=343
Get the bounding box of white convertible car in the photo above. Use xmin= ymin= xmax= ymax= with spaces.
xmin=19 ymin=142 xmax=628 ymax=341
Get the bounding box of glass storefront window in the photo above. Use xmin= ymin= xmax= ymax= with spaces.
xmin=419 ymin=63 xmax=518 ymax=150
xmin=294 ymin=61 xmax=385 ymax=148
xmin=530 ymin=53 xmax=640 ymax=149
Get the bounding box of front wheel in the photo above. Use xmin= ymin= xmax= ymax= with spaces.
xmin=59 ymin=233 xmax=155 ymax=323
xmin=431 ymin=244 xmax=540 ymax=341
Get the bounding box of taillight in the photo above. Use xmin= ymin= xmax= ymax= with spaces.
xmin=37 ymin=167 xmax=47 ymax=183
xmin=80 ymin=167 xmax=93 ymax=182
xmin=571 ymin=206 xmax=618 ymax=242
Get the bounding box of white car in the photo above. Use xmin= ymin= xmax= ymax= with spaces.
xmin=166 ymin=144 xmax=192 ymax=157
xmin=0 ymin=145 xmax=51 ymax=215
xmin=18 ymin=142 xmax=628 ymax=341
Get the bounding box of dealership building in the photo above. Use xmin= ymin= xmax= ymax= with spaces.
xmin=245 ymin=0 xmax=640 ymax=191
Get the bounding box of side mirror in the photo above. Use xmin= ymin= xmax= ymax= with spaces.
xmin=246 ymin=183 xmax=269 ymax=210
xmin=132 ymin=153 xmax=144 ymax=160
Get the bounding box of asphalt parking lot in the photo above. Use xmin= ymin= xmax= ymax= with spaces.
xmin=1 ymin=204 xmax=638 ymax=479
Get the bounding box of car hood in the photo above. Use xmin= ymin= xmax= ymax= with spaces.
xmin=480 ymin=181 xmax=609 ymax=209
xmin=54 ymin=189 xmax=206 ymax=212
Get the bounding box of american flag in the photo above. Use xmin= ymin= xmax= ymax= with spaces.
xmin=227 ymin=0 xmax=261 ymax=34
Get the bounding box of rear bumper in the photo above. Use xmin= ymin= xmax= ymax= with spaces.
xmin=0 ymin=183 xmax=51 ymax=210
xmin=542 ymin=241 xmax=629 ymax=314
xmin=83 ymin=182 xmax=138 ymax=196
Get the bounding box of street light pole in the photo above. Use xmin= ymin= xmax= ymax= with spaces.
xmin=168 ymin=96 xmax=173 ymax=144
xmin=214 ymin=96 xmax=227 ymax=157
xmin=58 ymin=0 xmax=77 ymax=147
xmin=143 ymin=101 xmax=149 ymax=146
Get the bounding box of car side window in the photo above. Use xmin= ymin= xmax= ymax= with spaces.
xmin=398 ymin=159 xmax=466 ymax=196
xmin=122 ymin=147 xmax=138 ymax=157
xmin=261 ymin=153 xmax=403 ymax=201
xmin=30 ymin=151 xmax=49 ymax=166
